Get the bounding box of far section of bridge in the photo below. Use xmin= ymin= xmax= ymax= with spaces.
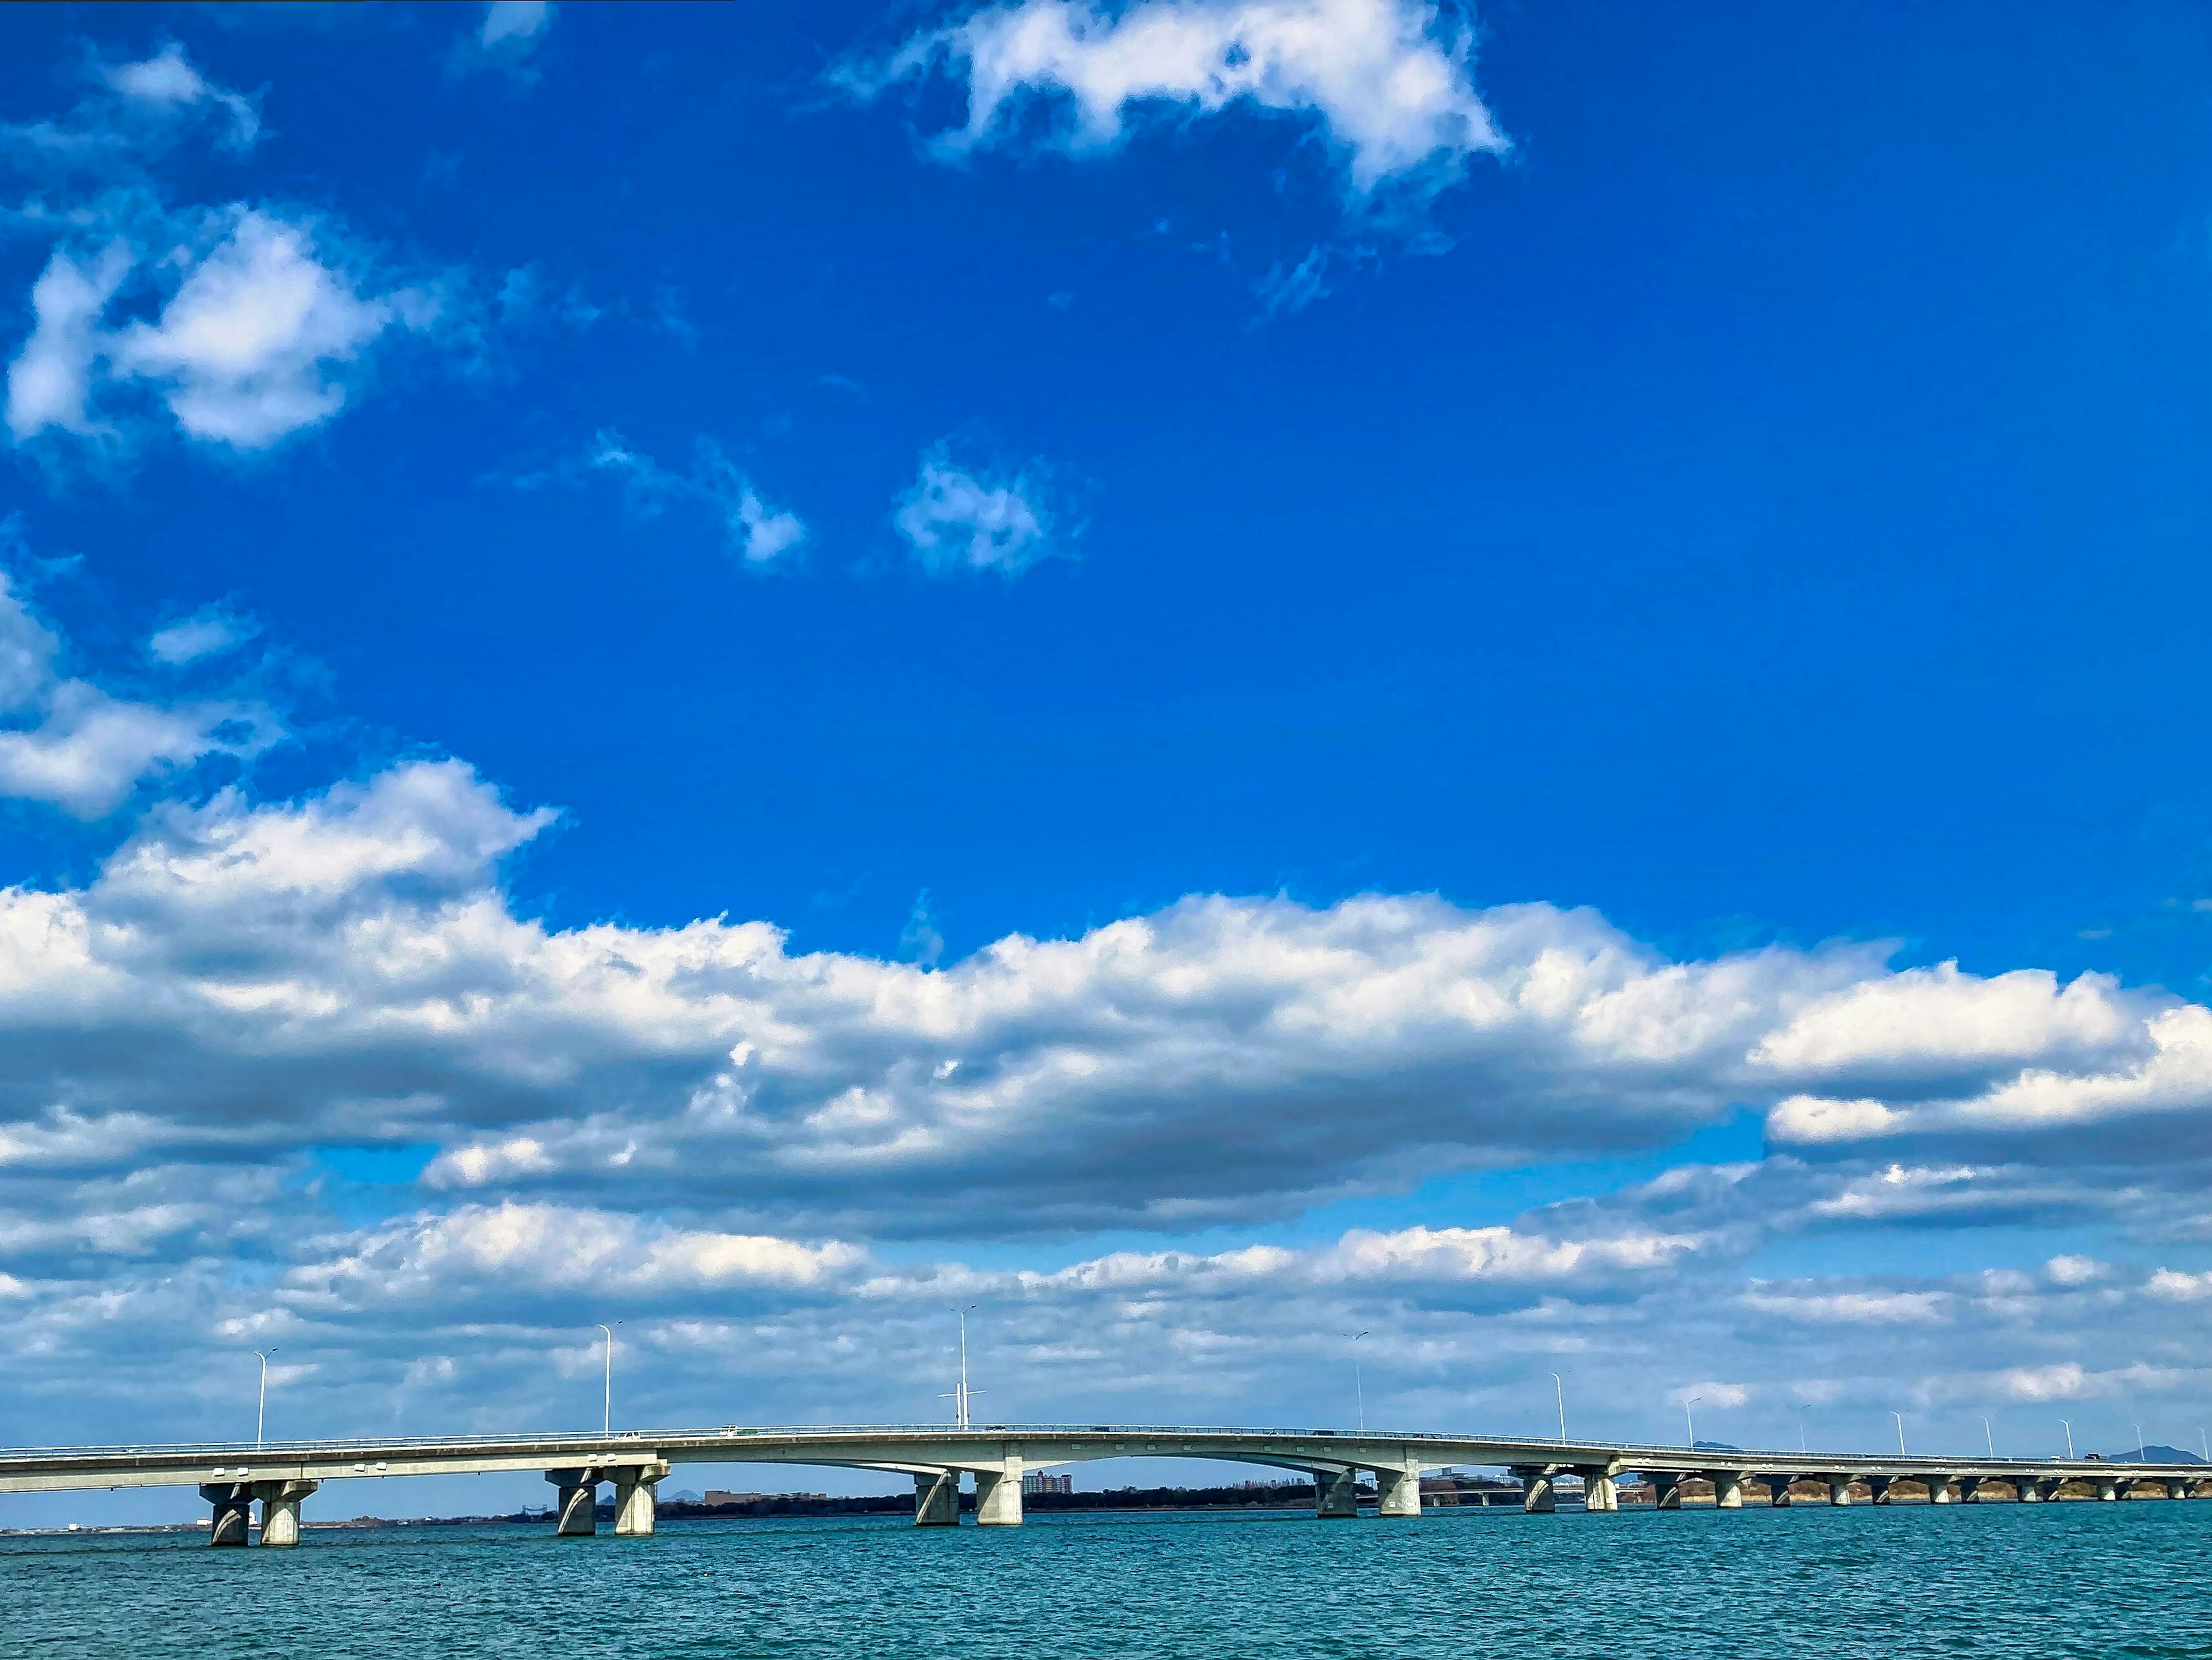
xmin=2 ymin=1425 xmax=2203 ymax=1545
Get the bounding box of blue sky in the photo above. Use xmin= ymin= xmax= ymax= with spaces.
xmin=1 ymin=0 xmax=2211 ymax=1520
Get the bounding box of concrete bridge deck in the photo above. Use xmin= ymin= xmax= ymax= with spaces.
xmin=4 ymin=1424 xmax=2201 ymax=1544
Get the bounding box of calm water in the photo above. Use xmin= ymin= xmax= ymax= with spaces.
xmin=12 ymin=1503 xmax=2210 ymax=1658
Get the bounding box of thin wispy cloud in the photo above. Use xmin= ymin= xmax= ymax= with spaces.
xmin=584 ymin=429 xmax=807 ymax=567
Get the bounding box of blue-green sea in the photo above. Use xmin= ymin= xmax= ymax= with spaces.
xmin=13 ymin=1503 xmax=2210 ymax=1657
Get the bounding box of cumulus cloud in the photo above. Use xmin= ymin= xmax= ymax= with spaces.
xmin=286 ymin=1202 xmax=862 ymax=1312
xmin=893 ymin=441 xmax=1070 ymax=577
xmin=0 ymin=723 xmax=2202 ymax=1238
xmin=103 ymin=210 xmax=435 ymax=448
xmin=3 ymin=50 xmax=458 ymax=460
xmin=3 ymin=244 xmax=132 ymax=441
xmin=850 ymin=0 xmax=1508 ymax=205
xmin=0 ymin=591 xmax=2202 ymax=1456
xmin=585 ymin=430 xmax=807 ymax=567
xmin=6 ymin=209 xmax=442 ymax=453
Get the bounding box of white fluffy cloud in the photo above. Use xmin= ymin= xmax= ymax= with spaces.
xmin=3 ymin=244 xmax=131 ymax=441
xmin=4 ymin=47 xmax=460 ymax=460
xmin=9 ymin=210 xmax=441 ymax=453
xmin=0 ymin=716 xmax=2197 ymax=1236
xmin=111 ymin=211 xmax=435 ymax=448
xmin=894 ymin=443 xmax=1068 ymax=577
xmin=858 ymin=0 xmax=1508 ymax=201
xmin=0 ymin=595 xmax=2200 ymax=1458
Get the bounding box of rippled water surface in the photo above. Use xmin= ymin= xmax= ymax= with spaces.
xmin=14 ymin=1502 xmax=2211 ymax=1658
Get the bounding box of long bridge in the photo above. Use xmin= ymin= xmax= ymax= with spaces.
xmin=5 ymin=1424 xmax=2203 ymax=1544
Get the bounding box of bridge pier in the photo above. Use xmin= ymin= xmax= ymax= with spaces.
xmin=1923 ymin=1477 xmax=1953 ymax=1505
xmin=613 ymin=1462 xmax=668 ymax=1536
xmin=914 ymin=1470 xmax=960 ymax=1526
xmin=1509 ymin=1466 xmax=1558 ymax=1513
xmin=1869 ymin=1477 xmax=1896 ymax=1505
xmin=546 ymin=1469 xmax=601 ymax=1536
xmin=2020 ymin=1478 xmax=2055 ymax=1502
xmin=1712 ymin=1472 xmax=1745 ymax=1509
xmin=200 ymin=1483 xmax=254 ymax=1546
xmin=1825 ymin=1476 xmax=1853 ymax=1506
xmin=1762 ymin=1475 xmax=1793 ymax=1507
xmin=254 ymin=1480 xmax=319 ymax=1546
xmin=974 ymin=1466 xmax=1023 ymax=1526
xmin=1315 ymin=1467 xmax=1362 ymax=1518
xmin=1648 ymin=1473 xmax=1684 ymax=1510
xmin=1578 ymin=1468 xmax=1618 ymax=1512
xmin=1377 ymin=1468 xmax=1422 ymax=1517
xmin=2166 ymin=1479 xmax=2191 ymax=1501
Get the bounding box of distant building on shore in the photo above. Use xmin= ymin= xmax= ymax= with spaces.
xmin=1022 ymin=1472 xmax=1074 ymax=1496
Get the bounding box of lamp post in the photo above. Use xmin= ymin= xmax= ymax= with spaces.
xmin=1796 ymin=1405 xmax=1809 ymax=1453
xmin=955 ymin=1305 xmax=977 ymax=1430
xmin=596 ymin=1324 xmax=620 ymax=1435
xmin=1344 ymin=1332 xmax=1369 ymax=1433
xmin=1982 ymin=1416 xmax=1995 ymax=1457
xmin=2059 ymin=1419 xmax=2074 ymax=1460
xmin=1684 ymin=1397 xmax=1702 ymax=1450
xmin=1549 ymin=1372 xmax=1567 ymax=1442
xmin=253 ymin=1349 xmax=276 ymax=1448
xmin=2135 ymin=1423 xmax=2145 ymax=1461
xmin=1891 ymin=1412 xmax=1906 ymax=1458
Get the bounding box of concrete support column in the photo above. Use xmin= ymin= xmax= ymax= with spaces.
xmin=974 ymin=1468 xmax=1024 ymax=1526
xmin=1825 ymin=1477 xmax=1853 ymax=1507
xmin=546 ymin=1469 xmax=600 ymax=1536
xmin=1509 ymin=1466 xmax=1558 ymax=1514
xmin=914 ymin=1470 xmax=961 ymax=1527
xmin=1577 ymin=1469 xmax=1618 ymax=1512
xmin=2166 ymin=1480 xmax=2191 ymax=1501
xmin=1925 ymin=1477 xmax=1954 ymax=1505
xmin=612 ymin=1462 xmax=668 ymax=1537
xmin=200 ymin=1483 xmax=253 ymax=1547
xmin=1959 ymin=1478 xmax=1986 ymax=1504
xmin=1649 ymin=1474 xmax=1684 ymax=1511
xmin=2020 ymin=1479 xmax=2048 ymax=1503
xmin=1869 ymin=1477 xmax=1895 ymax=1506
xmin=2096 ymin=1478 xmax=2120 ymax=1502
xmin=253 ymin=1480 xmax=319 ymax=1548
xmin=1315 ymin=1467 xmax=1362 ymax=1519
xmin=1712 ymin=1472 xmax=1745 ymax=1510
xmin=1763 ymin=1476 xmax=1794 ymax=1508
xmin=1377 ymin=1469 xmax=1422 ymax=1518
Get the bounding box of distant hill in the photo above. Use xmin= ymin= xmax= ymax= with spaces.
xmin=2109 ymin=1445 xmax=2202 ymax=1464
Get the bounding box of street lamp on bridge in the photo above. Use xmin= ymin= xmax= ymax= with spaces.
xmin=253 ymin=1349 xmax=276 ymax=1448
xmin=596 ymin=1324 xmax=620 ymax=1435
